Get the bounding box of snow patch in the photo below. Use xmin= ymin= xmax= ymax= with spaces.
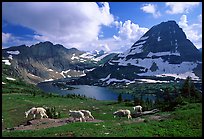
xmin=60 ymin=69 xmax=71 ymax=78
xmin=8 ymin=55 xmax=13 ymax=60
xmin=6 ymin=77 xmax=16 ymax=81
xmin=129 ymin=45 xmax=143 ymax=55
xmin=2 ymin=82 xmax=6 ymax=85
xmin=71 ymin=54 xmax=79 ymax=60
xmin=157 ymin=36 xmax=161 ymax=42
xmin=79 ymin=71 xmax=86 ymax=77
xmin=79 ymin=52 xmax=94 ymax=59
xmin=44 ymin=79 xmax=54 ymax=82
xmin=47 ymin=69 xmax=53 ymax=71
xmin=147 ymin=51 xmax=180 ymax=57
xmin=137 ymin=61 xmax=199 ymax=80
xmin=156 ymin=71 xmax=200 ymax=80
xmin=93 ymin=53 xmax=110 ymax=61
xmin=105 ymin=78 xmax=133 ymax=85
xmin=7 ymin=50 xmax=20 ymax=55
xmin=86 ymin=68 xmax=96 ymax=72
xmin=100 ymin=74 xmax=111 ymax=81
xmin=2 ymin=60 xmax=11 ymax=65
xmin=135 ymin=79 xmax=169 ymax=83
xmin=139 ymin=36 xmax=149 ymax=41
xmin=134 ymin=41 xmax=146 ymax=46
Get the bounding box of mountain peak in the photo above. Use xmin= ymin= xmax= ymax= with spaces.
xmin=38 ymin=41 xmax=53 ymax=46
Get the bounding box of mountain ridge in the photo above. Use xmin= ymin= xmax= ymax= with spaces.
xmin=74 ymin=20 xmax=202 ymax=86
xmin=2 ymin=41 xmax=116 ymax=84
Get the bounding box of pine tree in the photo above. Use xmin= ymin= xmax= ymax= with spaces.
xmin=133 ymin=96 xmax=140 ymax=105
xmin=117 ymin=93 xmax=122 ymax=103
xmin=181 ymin=76 xmax=191 ymax=98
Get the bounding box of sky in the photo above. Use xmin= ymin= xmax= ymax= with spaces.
xmin=2 ymin=2 xmax=202 ymax=53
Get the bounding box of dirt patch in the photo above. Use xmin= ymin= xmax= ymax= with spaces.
xmin=5 ymin=117 xmax=103 ymax=131
xmin=148 ymin=114 xmax=171 ymax=121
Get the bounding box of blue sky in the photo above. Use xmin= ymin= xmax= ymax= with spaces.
xmin=2 ymin=2 xmax=202 ymax=52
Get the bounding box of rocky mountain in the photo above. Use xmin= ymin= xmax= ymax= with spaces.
xmin=199 ymin=48 xmax=202 ymax=53
xmin=75 ymin=20 xmax=202 ymax=86
xmin=2 ymin=41 xmax=116 ymax=84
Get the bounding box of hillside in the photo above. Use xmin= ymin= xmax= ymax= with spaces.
xmin=2 ymin=93 xmax=202 ymax=137
xmin=75 ymin=21 xmax=202 ymax=86
xmin=2 ymin=58 xmax=202 ymax=137
xmin=2 ymin=42 xmax=116 ymax=84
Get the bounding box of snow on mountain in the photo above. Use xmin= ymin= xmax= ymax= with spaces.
xmin=7 ymin=50 xmax=20 ymax=55
xmin=78 ymin=20 xmax=202 ymax=85
xmin=2 ymin=59 xmax=11 ymax=65
xmin=43 ymin=79 xmax=54 ymax=82
xmin=79 ymin=50 xmax=110 ymax=62
xmin=6 ymin=77 xmax=16 ymax=81
xmin=147 ymin=51 xmax=180 ymax=57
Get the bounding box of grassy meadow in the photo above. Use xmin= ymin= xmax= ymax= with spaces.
xmin=2 ymin=64 xmax=202 ymax=137
xmin=2 ymin=92 xmax=202 ymax=137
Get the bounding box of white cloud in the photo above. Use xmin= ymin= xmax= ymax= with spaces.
xmin=178 ymin=15 xmax=202 ymax=49
xmin=2 ymin=32 xmax=39 ymax=49
xmin=2 ymin=2 xmax=114 ymax=50
xmin=198 ymin=14 xmax=202 ymax=23
xmin=140 ymin=4 xmax=161 ymax=18
xmin=92 ymin=20 xmax=149 ymax=53
xmin=178 ymin=15 xmax=188 ymax=27
xmin=115 ymin=20 xmax=148 ymax=42
xmin=2 ymin=32 xmax=11 ymax=44
xmin=166 ymin=2 xmax=200 ymax=14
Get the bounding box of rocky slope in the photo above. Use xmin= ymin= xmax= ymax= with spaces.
xmin=75 ymin=20 xmax=202 ymax=86
xmin=2 ymin=41 xmax=116 ymax=84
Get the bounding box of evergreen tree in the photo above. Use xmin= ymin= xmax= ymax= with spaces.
xmin=117 ymin=93 xmax=123 ymax=103
xmin=133 ymin=96 xmax=140 ymax=106
xmin=181 ymin=76 xmax=191 ymax=98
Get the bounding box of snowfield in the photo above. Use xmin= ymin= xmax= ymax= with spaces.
xmin=147 ymin=51 xmax=180 ymax=57
xmin=2 ymin=60 xmax=11 ymax=65
xmin=44 ymin=79 xmax=54 ymax=82
xmin=7 ymin=50 xmax=20 ymax=55
xmin=6 ymin=77 xmax=16 ymax=81
xmin=111 ymin=56 xmax=200 ymax=80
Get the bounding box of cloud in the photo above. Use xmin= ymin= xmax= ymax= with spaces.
xmin=2 ymin=32 xmax=39 ymax=48
xmin=2 ymin=2 xmax=114 ymax=50
xmin=178 ymin=15 xmax=202 ymax=49
xmin=166 ymin=2 xmax=200 ymax=14
xmin=114 ymin=20 xmax=148 ymax=42
xmin=94 ymin=20 xmax=149 ymax=53
xmin=78 ymin=19 xmax=149 ymax=53
xmin=2 ymin=32 xmax=11 ymax=44
xmin=140 ymin=4 xmax=161 ymax=18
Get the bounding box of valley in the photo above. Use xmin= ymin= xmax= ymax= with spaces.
xmin=2 ymin=20 xmax=202 ymax=137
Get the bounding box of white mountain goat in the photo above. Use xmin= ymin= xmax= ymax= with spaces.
xmin=133 ymin=105 xmax=142 ymax=113
xmin=25 ymin=107 xmax=48 ymax=119
xmin=113 ymin=109 xmax=132 ymax=119
xmin=80 ymin=110 xmax=94 ymax=120
xmin=69 ymin=110 xmax=86 ymax=122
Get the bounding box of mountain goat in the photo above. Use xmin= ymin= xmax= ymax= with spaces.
xmin=25 ymin=107 xmax=48 ymax=119
xmin=113 ymin=109 xmax=132 ymax=119
xmin=69 ymin=110 xmax=86 ymax=122
xmin=80 ymin=110 xmax=94 ymax=120
xmin=133 ymin=105 xmax=142 ymax=113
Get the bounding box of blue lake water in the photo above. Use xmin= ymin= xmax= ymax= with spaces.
xmin=37 ymin=81 xmax=134 ymax=101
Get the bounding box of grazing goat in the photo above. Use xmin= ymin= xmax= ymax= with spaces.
xmin=113 ymin=109 xmax=132 ymax=119
xmin=69 ymin=110 xmax=86 ymax=122
xmin=80 ymin=110 xmax=94 ymax=120
xmin=25 ymin=107 xmax=48 ymax=119
xmin=133 ymin=105 xmax=142 ymax=113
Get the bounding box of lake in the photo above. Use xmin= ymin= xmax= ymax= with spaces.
xmin=37 ymin=81 xmax=135 ymax=101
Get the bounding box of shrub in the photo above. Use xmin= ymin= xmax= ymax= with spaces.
xmin=45 ymin=107 xmax=61 ymax=119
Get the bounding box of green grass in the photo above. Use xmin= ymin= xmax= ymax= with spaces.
xmin=2 ymin=93 xmax=202 ymax=137
xmin=1 ymin=63 xmax=202 ymax=137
